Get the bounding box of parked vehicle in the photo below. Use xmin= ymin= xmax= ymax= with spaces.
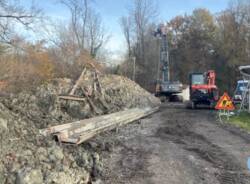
xmin=233 ymin=80 xmax=249 ymax=104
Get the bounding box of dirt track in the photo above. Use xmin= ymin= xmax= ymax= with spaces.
xmin=101 ymin=103 xmax=250 ymax=184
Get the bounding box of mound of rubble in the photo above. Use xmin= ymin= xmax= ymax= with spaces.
xmin=0 ymin=70 xmax=160 ymax=184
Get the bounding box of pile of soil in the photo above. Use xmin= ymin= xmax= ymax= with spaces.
xmin=0 ymin=72 xmax=160 ymax=184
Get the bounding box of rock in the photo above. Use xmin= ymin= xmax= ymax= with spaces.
xmin=0 ymin=165 xmax=6 ymax=184
xmin=92 ymin=164 xmax=103 ymax=179
xmin=93 ymin=153 xmax=100 ymax=163
xmin=40 ymin=162 xmax=52 ymax=171
xmin=45 ymin=168 xmax=89 ymax=184
xmin=88 ymin=141 xmax=99 ymax=149
xmin=75 ymin=152 xmax=90 ymax=168
xmin=48 ymin=145 xmax=64 ymax=162
xmin=16 ymin=168 xmax=43 ymax=184
xmin=36 ymin=147 xmax=48 ymax=162
xmin=0 ymin=117 xmax=8 ymax=132
xmin=92 ymin=179 xmax=103 ymax=184
xmin=22 ymin=150 xmax=33 ymax=157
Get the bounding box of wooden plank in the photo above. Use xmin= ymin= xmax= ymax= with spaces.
xmin=58 ymin=95 xmax=86 ymax=101
xmin=41 ymin=107 xmax=159 ymax=144
xmin=70 ymin=67 xmax=86 ymax=95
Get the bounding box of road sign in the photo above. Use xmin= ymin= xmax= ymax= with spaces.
xmin=215 ymin=92 xmax=235 ymax=110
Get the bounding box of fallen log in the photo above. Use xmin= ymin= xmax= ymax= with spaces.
xmin=40 ymin=107 xmax=158 ymax=144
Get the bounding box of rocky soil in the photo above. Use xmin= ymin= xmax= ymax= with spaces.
xmin=0 ymin=72 xmax=160 ymax=184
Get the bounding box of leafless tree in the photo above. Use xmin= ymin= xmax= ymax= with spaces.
xmin=59 ymin=0 xmax=108 ymax=58
xmin=60 ymin=0 xmax=89 ymax=50
xmin=120 ymin=16 xmax=133 ymax=57
xmin=87 ymin=10 xmax=109 ymax=58
xmin=120 ymin=0 xmax=158 ymax=90
xmin=0 ymin=0 xmax=41 ymax=44
xmin=131 ymin=0 xmax=158 ymax=63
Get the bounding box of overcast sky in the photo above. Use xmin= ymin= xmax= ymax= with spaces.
xmin=22 ymin=0 xmax=230 ymax=60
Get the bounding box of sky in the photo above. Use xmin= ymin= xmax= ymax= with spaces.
xmin=23 ymin=0 xmax=230 ymax=60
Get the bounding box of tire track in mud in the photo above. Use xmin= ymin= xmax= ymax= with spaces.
xmin=156 ymin=109 xmax=250 ymax=184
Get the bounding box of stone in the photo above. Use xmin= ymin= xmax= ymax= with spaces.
xmin=16 ymin=168 xmax=43 ymax=184
xmin=0 ymin=117 xmax=8 ymax=132
xmin=22 ymin=150 xmax=33 ymax=157
xmin=0 ymin=165 xmax=6 ymax=184
xmin=48 ymin=146 xmax=64 ymax=161
xmin=92 ymin=179 xmax=103 ymax=184
xmin=36 ymin=147 xmax=48 ymax=162
xmin=93 ymin=153 xmax=100 ymax=163
xmin=75 ymin=152 xmax=89 ymax=168
xmin=45 ymin=168 xmax=90 ymax=184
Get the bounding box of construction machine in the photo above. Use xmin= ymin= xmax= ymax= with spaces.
xmin=187 ymin=70 xmax=219 ymax=109
xmin=154 ymin=24 xmax=183 ymax=101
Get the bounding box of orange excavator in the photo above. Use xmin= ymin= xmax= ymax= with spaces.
xmin=188 ymin=70 xmax=219 ymax=109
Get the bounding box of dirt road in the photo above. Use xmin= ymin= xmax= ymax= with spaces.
xmin=101 ymin=103 xmax=250 ymax=184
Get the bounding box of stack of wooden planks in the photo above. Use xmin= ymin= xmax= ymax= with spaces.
xmin=40 ymin=107 xmax=158 ymax=145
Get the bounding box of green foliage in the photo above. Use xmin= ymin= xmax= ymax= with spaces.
xmin=229 ymin=112 xmax=250 ymax=132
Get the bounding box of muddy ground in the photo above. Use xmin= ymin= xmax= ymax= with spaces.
xmin=100 ymin=103 xmax=250 ymax=184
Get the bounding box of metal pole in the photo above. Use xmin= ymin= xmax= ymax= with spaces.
xmin=166 ymin=36 xmax=170 ymax=81
xmin=156 ymin=38 xmax=161 ymax=82
xmin=248 ymin=84 xmax=250 ymax=113
xmin=133 ymin=57 xmax=136 ymax=81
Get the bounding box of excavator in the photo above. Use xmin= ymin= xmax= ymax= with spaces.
xmin=187 ymin=70 xmax=219 ymax=109
xmin=154 ymin=24 xmax=183 ymax=101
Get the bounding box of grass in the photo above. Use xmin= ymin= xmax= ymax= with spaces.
xmin=229 ymin=112 xmax=250 ymax=132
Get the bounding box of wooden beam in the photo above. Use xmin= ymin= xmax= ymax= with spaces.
xmin=58 ymin=95 xmax=86 ymax=102
xmin=40 ymin=107 xmax=158 ymax=144
xmin=70 ymin=67 xmax=87 ymax=95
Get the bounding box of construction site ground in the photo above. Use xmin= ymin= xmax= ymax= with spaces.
xmin=100 ymin=103 xmax=250 ymax=184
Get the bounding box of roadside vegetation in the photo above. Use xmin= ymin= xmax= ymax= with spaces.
xmin=0 ymin=0 xmax=108 ymax=93
xmin=229 ymin=112 xmax=250 ymax=132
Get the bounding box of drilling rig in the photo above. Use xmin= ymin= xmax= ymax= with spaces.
xmin=154 ymin=24 xmax=183 ymax=101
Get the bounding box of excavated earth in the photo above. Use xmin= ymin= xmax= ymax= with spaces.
xmin=1 ymin=71 xmax=250 ymax=184
xmin=0 ymin=74 xmax=160 ymax=184
xmin=100 ymin=103 xmax=250 ymax=184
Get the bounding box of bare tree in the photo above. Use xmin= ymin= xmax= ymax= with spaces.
xmin=60 ymin=0 xmax=89 ymax=50
xmin=131 ymin=0 xmax=158 ymax=63
xmin=0 ymin=0 xmax=41 ymax=44
xmin=87 ymin=10 xmax=109 ymax=58
xmin=60 ymin=0 xmax=108 ymax=58
xmin=120 ymin=0 xmax=158 ymax=90
xmin=120 ymin=16 xmax=133 ymax=57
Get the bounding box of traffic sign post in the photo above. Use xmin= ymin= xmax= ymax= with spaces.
xmin=215 ymin=92 xmax=235 ymax=121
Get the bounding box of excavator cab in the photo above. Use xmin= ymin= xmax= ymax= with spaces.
xmin=190 ymin=73 xmax=204 ymax=85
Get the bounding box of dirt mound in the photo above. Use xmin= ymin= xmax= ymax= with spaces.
xmin=0 ymin=72 xmax=160 ymax=184
xmin=2 ymin=73 xmax=159 ymax=129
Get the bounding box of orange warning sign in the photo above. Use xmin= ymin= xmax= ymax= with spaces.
xmin=215 ymin=92 xmax=235 ymax=110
